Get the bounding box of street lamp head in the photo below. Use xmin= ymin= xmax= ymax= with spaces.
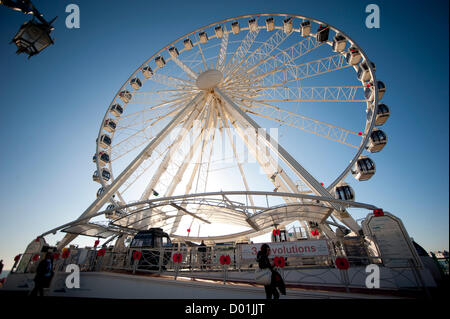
xmin=11 ymin=19 xmax=54 ymax=58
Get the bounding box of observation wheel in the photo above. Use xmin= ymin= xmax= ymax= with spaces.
xmin=61 ymin=13 xmax=390 ymax=247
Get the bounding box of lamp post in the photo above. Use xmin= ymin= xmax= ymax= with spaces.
xmin=1 ymin=0 xmax=56 ymax=58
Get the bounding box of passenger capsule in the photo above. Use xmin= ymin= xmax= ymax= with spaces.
xmin=105 ymin=204 xmax=125 ymax=219
xmin=352 ymin=156 xmax=376 ymax=181
xmin=332 ymin=34 xmax=347 ymax=52
xmin=155 ymin=56 xmax=166 ymax=68
xmin=265 ymin=17 xmax=274 ymax=32
xmin=97 ymin=187 xmax=106 ymax=198
xmin=364 ymin=81 xmax=386 ymax=102
xmin=316 ymin=25 xmax=329 ymax=42
xmin=346 ymin=47 xmax=361 ymax=65
xmin=130 ymin=77 xmax=142 ymax=90
xmin=375 ymin=103 xmax=390 ymax=126
xmin=357 ymin=61 xmax=376 ymax=82
xmin=334 ymin=183 xmax=355 ymax=201
xmin=214 ymin=25 xmax=223 ymax=38
xmin=183 ymin=38 xmax=193 ymax=50
xmin=248 ymin=18 xmax=258 ymax=32
xmin=300 ymin=20 xmax=311 ymax=36
xmin=283 ymin=17 xmax=293 ymax=34
xmin=103 ymin=118 xmax=117 ymax=133
xmin=141 ymin=66 xmax=153 ymax=79
xmin=93 ymin=151 xmax=110 ymax=165
xmin=92 ymin=168 xmax=111 ymax=183
xmin=366 ymin=128 xmax=387 ymax=153
xmin=168 ymin=46 xmax=179 ymax=58
xmin=119 ymin=90 xmax=132 ymax=103
xmin=231 ymin=21 xmax=240 ymax=34
xmin=199 ymin=31 xmax=208 ymax=43
xmin=110 ymin=104 xmax=123 ymax=117
xmin=98 ymin=134 xmax=112 ymax=148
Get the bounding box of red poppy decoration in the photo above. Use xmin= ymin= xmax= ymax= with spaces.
xmin=172 ymin=253 xmax=182 ymax=263
xmin=32 ymin=254 xmax=40 ymax=262
xmin=187 ymin=228 xmax=191 ymax=233
xmin=311 ymin=230 xmax=319 ymax=236
xmin=62 ymin=249 xmax=70 ymax=259
xmin=14 ymin=254 xmax=21 ymax=262
xmin=320 ymin=182 xmax=324 ymax=186
xmin=132 ymin=251 xmax=142 ymax=261
xmin=358 ymin=132 xmax=363 ymax=136
xmin=219 ymin=255 xmax=226 ymax=265
xmin=94 ymin=240 xmax=100 ymax=248
xmin=97 ymin=249 xmax=106 ymax=257
xmin=225 ymin=255 xmax=231 ymax=265
xmin=335 ymin=257 xmax=350 ymax=270
xmin=374 ymin=209 xmax=384 ymax=217
xmin=53 ymin=253 xmax=60 ymax=260
xmin=35 ymin=237 xmax=40 ymax=242
xmin=274 ymin=256 xmax=286 ymax=268
xmin=272 ymin=229 xmax=281 ymax=236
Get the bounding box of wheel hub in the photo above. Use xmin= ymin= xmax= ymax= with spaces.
xmin=196 ymin=69 xmax=223 ymax=90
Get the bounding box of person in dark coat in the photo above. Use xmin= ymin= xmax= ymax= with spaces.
xmin=256 ymin=244 xmax=280 ymax=299
xmin=30 ymin=252 xmax=54 ymax=297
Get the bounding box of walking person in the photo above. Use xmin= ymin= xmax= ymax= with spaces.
xmin=30 ymin=252 xmax=54 ymax=297
xmin=0 ymin=259 xmax=3 ymax=275
xmin=256 ymin=244 xmax=280 ymax=299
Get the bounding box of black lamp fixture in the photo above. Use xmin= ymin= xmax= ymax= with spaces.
xmin=1 ymin=0 xmax=56 ymax=58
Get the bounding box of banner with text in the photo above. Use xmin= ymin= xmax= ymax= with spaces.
xmin=239 ymin=240 xmax=330 ymax=260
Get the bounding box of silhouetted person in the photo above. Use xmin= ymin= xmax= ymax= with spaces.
xmin=257 ymin=244 xmax=279 ymax=299
xmin=0 ymin=259 xmax=3 ymax=275
xmin=30 ymin=252 xmax=54 ymax=297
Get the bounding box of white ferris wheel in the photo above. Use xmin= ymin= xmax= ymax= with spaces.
xmin=53 ymin=13 xmax=390 ymax=248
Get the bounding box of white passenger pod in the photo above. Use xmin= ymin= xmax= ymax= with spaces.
xmin=130 ymin=77 xmax=142 ymax=90
xmin=199 ymin=31 xmax=208 ymax=43
xmin=334 ymin=183 xmax=355 ymax=201
xmin=169 ymin=46 xmax=179 ymax=58
xmin=98 ymin=134 xmax=112 ymax=148
xmin=265 ymin=17 xmax=274 ymax=32
xmin=214 ymin=26 xmax=223 ymax=38
xmin=103 ymin=118 xmax=117 ymax=133
xmin=141 ymin=66 xmax=153 ymax=79
xmin=366 ymin=128 xmax=387 ymax=153
xmin=364 ymin=81 xmax=386 ymax=102
xmin=357 ymin=61 xmax=376 ymax=82
xmin=119 ymin=90 xmax=132 ymax=103
xmin=183 ymin=38 xmax=193 ymax=50
xmin=300 ymin=20 xmax=311 ymax=36
xmin=105 ymin=204 xmax=125 ymax=219
xmin=248 ymin=18 xmax=258 ymax=32
xmin=155 ymin=56 xmax=166 ymax=68
xmin=93 ymin=168 xmax=111 ymax=183
xmin=97 ymin=187 xmax=106 ymax=198
xmin=93 ymin=151 xmax=110 ymax=166
xmin=231 ymin=21 xmax=240 ymax=34
xmin=375 ymin=103 xmax=390 ymax=126
xmin=110 ymin=104 xmax=123 ymax=117
xmin=346 ymin=47 xmax=361 ymax=65
xmin=283 ymin=17 xmax=293 ymax=34
xmin=332 ymin=34 xmax=346 ymax=52
xmin=352 ymin=156 xmax=376 ymax=181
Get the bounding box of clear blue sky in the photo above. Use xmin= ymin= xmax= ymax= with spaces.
xmin=0 ymin=0 xmax=448 ymax=269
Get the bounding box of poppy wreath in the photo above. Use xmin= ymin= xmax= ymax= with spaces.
xmin=53 ymin=252 xmax=60 ymax=260
xmin=311 ymin=230 xmax=319 ymax=236
xmin=132 ymin=250 xmax=142 ymax=261
xmin=14 ymin=254 xmax=21 ymax=262
xmin=62 ymin=248 xmax=70 ymax=259
xmin=94 ymin=240 xmax=100 ymax=248
xmin=225 ymin=255 xmax=231 ymax=265
xmin=32 ymin=254 xmax=40 ymax=262
xmin=274 ymin=256 xmax=286 ymax=268
xmin=219 ymin=255 xmax=226 ymax=265
xmin=374 ymin=209 xmax=384 ymax=217
xmin=272 ymin=229 xmax=281 ymax=236
xmin=97 ymin=248 xmax=106 ymax=257
xmin=335 ymin=257 xmax=350 ymax=270
xmin=35 ymin=237 xmax=40 ymax=242
xmin=172 ymin=253 xmax=182 ymax=263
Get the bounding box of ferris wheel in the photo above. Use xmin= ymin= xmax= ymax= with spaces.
xmin=55 ymin=13 xmax=390 ymax=247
